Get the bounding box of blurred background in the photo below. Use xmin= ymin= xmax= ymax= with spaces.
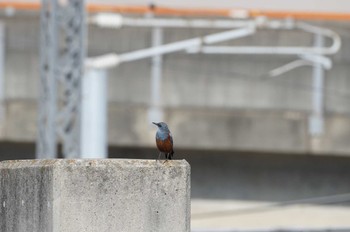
xmin=1 ymin=0 xmax=350 ymax=231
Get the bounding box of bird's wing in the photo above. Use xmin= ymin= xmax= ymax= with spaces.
xmin=169 ymin=132 xmax=173 ymax=145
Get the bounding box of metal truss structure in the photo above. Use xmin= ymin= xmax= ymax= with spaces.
xmin=37 ymin=0 xmax=85 ymax=158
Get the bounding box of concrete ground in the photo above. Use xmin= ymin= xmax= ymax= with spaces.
xmin=191 ymin=199 xmax=350 ymax=230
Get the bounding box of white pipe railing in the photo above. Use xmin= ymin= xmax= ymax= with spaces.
xmin=89 ymin=13 xmax=289 ymax=29
xmin=299 ymin=54 xmax=332 ymax=70
xmin=297 ymin=22 xmax=341 ymax=55
xmin=84 ymin=15 xmax=342 ymax=154
xmin=87 ymin=19 xmax=340 ymax=70
xmin=192 ymin=43 xmax=338 ymax=56
xmin=194 ymin=22 xmax=340 ymax=56
xmin=268 ymin=60 xmax=315 ymax=77
xmin=86 ymin=26 xmax=255 ymax=69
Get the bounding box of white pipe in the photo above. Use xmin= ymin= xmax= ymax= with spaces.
xmin=89 ymin=13 xmax=123 ymax=28
xmin=299 ymin=54 xmax=332 ymax=70
xmin=85 ymin=53 xmax=120 ymax=69
xmin=90 ymin=13 xmax=290 ymax=29
xmin=268 ymin=60 xmax=314 ymax=77
xmin=148 ymin=27 xmax=164 ymax=123
xmin=118 ymin=27 xmax=255 ymax=63
xmin=309 ymin=34 xmax=325 ymax=136
xmin=297 ymin=22 xmax=341 ymax=55
xmin=197 ymin=22 xmax=340 ymax=56
xmin=86 ymin=27 xmax=255 ymax=69
xmin=203 ymin=26 xmax=255 ymax=44
xmin=119 ymin=37 xmax=199 ymax=63
xmin=192 ymin=45 xmax=336 ymax=55
xmin=86 ymin=20 xmax=340 ymax=70
xmin=81 ymin=68 xmax=108 ymax=158
xmin=122 ymin=17 xmax=255 ymax=29
xmin=268 ymin=53 xmax=332 ymax=77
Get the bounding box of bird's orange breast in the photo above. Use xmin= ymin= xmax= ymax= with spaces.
xmin=156 ymin=136 xmax=173 ymax=153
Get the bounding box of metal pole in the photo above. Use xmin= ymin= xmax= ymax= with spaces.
xmin=148 ymin=27 xmax=164 ymax=123
xmin=37 ymin=0 xmax=86 ymax=158
xmin=309 ymin=34 xmax=325 ymax=136
xmin=37 ymin=0 xmax=58 ymax=158
xmin=81 ymin=68 xmax=108 ymax=158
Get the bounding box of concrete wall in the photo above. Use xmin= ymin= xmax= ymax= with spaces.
xmin=1 ymin=145 xmax=350 ymax=229
xmin=0 ymin=159 xmax=191 ymax=232
xmin=1 ymin=15 xmax=350 ymax=155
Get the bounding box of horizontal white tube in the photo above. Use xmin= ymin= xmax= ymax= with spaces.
xmin=118 ymin=27 xmax=254 ymax=63
xmin=194 ymin=45 xmax=338 ymax=55
xmin=90 ymin=13 xmax=292 ymax=29
xmin=122 ymin=17 xmax=254 ymax=29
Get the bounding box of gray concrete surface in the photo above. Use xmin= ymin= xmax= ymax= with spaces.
xmin=0 ymin=159 xmax=191 ymax=232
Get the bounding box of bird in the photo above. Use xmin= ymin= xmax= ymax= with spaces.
xmin=152 ymin=122 xmax=174 ymax=160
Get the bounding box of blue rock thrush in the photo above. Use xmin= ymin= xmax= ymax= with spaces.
xmin=152 ymin=122 xmax=174 ymax=160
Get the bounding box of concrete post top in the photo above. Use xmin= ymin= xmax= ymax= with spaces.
xmin=1 ymin=158 xmax=191 ymax=232
xmin=0 ymin=158 xmax=190 ymax=169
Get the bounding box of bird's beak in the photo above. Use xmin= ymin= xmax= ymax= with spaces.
xmin=152 ymin=122 xmax=160 ymax=127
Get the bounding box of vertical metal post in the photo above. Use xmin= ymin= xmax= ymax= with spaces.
xmin=309 ymin=34 xmax=325 ymax=136
xmin=148 ymin=27 xmax=164 ymax=123
xmin=37 ymin=0 xmax=86 ymax=158
xmin=37 ymin=0 xmax=58 ymax=158
xmin=57 ymin=0 xmax=86 ymax=158
xmin=81 ymin=68 xmax=108 ymax=158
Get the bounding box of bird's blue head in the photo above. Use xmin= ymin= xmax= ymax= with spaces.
xmin=152 ymin=122 xmax=170 ymax=132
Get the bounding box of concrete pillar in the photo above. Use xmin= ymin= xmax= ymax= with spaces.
xmin=0 ymin=159 xmax=191 ymax=232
